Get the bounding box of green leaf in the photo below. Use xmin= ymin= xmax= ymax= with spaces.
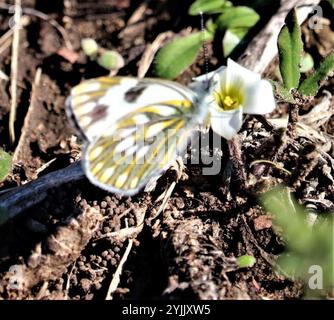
xmin=237 ymin=255 xmax=256 ymax=268
xmin=154 ymin=31 xmax=213 ymax=79
xmin=0 ymin=149 xmax=11 ymax=182
xmin=206 ymin=19 xmax=218 ymax=35
xmin=327 ymin=0 xmax=334 ymax=8
xmin=300 ymin=52 xmax=314 ymax=73
xmin=189 ymin=0 xmax=231 ymax=15
xmin=217 ymin=6 xmax=260 ymax=30
xmin=97 ymin=50 xmax=124 ymax=71
xmin=222 ymin=28 xmax=248 ymax=57
xmin=277 ymin=9 xmax=303 ymax=90
xmin=269 ymin=80 xmax=295 ymax=103
xmin=298 ymin=51 xmax=334 ymax=96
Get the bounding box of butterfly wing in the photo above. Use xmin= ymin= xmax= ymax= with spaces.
xmin=67 ymin=77 xmax=206 ymax=195
xmin=67 ymin=77 xmax=199 ymax=142
xmin=85 ymin=101 xmax=195 ymax=195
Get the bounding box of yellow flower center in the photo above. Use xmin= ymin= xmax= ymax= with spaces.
xmin=222 ymin=95 xmax=238 ymax=110
xmin=213 ymin=84 xmax=244 ymax=111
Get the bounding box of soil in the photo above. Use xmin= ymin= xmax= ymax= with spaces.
xmin=0 ymin=0 xmax=333 ymax=300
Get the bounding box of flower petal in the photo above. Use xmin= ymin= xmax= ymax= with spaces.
xmin=244 ymin=79 xmax=276 ymax=114
xmin=191 ymin=66 xmax=225 ymax=96
xmin=193 ymin=65 xmax=226 ymax=83
xmin=225 ymin=58 xmax=261 ymax=90
xmin=210 ymin=105 xmax=243 ymax=140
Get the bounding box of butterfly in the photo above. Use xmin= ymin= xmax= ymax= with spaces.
xmin=66 ymin=75 xmax=217 ymax=196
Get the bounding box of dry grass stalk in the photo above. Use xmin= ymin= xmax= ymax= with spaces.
xmin=9 ymin=0 xmax=22 ymax=143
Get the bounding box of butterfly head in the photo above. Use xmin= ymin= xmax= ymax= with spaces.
xmin=188 ymin=68 xmax=220 ymax=116
xmin=190 ymin=65 xmax=222 ymax=93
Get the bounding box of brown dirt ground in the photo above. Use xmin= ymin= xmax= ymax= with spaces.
xmin=0 ymin=0 xmax=333 ymax=300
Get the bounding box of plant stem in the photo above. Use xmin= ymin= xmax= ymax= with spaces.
xmin=274 ymin=103 xmax=299 ymax=163
xmin=287 ymin=103 xmax=299 ymax=140
xmin=9 ymin=0 xmax=21 ymax=144
xmin=227 ymin=135 xmax=246 ymax=194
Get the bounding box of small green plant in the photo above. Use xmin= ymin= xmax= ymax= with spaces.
xmin=262 ymin=186 xmax=334 ymax=297
xmin=236 ymin=255 xmax=256 ymax=269
xmin=0 ymin=148 xmax=11 ymax=182
xmin=81 ymin=38 xmax=99 ymax=57
xmin=275 ymin=9 xmax=334 ymax=101
xmin=154 ymin=0 xmax=260 ymax=79
xmin=253 ymin=9 xmax=334 ymax=297
xmin=81 ymin=38 xmax=124 ymax=73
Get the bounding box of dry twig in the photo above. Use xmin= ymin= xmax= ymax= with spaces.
xmin=0 ymin=3 xmax=73 ymax=50
xmin=227 ymin=135 xmax=247 ymax=193
xmin=137 ymin=31 xmax=173 ymax=78
xmin=105 ymin=221 xmax=134 ymax=300
xmin=95 ymin=207 xmax=145 ymax=242
xmin=12 ymin=68 xmax=42 ymax=165
xmin=127 ymin=2 xmax=148 ymax=25
xmin=9 ymin=0 xmax=21 ymax=143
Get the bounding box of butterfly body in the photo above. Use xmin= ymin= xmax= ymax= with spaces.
xmin=67 ymin=76 xmax=212 ymax=195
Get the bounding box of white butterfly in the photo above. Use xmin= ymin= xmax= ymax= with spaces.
xmin=66 ymin=75 xmax=215 ymax=196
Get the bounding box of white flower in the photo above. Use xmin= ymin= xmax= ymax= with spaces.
xmin=205 ymin=59 xmax=276 ymax=140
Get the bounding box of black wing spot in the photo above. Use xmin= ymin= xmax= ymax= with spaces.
xmin=125 ymin=85 xmax=147 ymax=103
xmin=89 ymin=104 xmax=108 ymax=123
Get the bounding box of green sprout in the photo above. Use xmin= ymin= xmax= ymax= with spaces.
xmin=81 ymin=38 xmax=99 ymax=57
xmin=236 ymin=255 xmax=256 ymax=269
xmin=262 ymin=186 xmax=334 ymax=297
xmin=81 ymin=38 xmax=124 ymax=72
xmin=97 ymin=51 xmax=125 ymax=72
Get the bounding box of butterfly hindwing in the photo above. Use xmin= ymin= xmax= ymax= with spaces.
xmin=84 ymin=101 xmax=195 ymax=195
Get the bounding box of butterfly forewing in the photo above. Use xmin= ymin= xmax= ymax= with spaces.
xmin=68 ymin=77 xmax=202 ymax=195
xmin=67 ymin=77 xmax=196 ymax=142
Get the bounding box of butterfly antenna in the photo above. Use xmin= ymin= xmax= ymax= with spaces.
xmin=200 ymin=12 xmax=210 ymax=88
